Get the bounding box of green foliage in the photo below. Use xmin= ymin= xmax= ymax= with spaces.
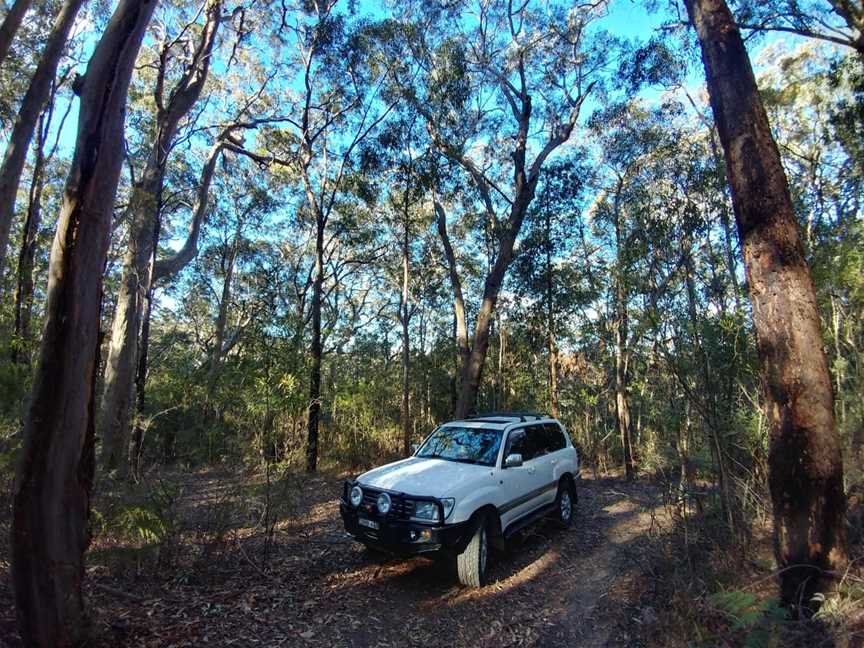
xmin=94 ymin=479 xmax=182 ymax=555
xmin=115 ymin=506 xmax=171 ymax=545
xmin=710 ymin=590 xmax=789 ymax=648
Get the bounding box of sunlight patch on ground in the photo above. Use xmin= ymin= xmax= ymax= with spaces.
xmin=278 ymin=500 xmax=337 ymax=533
xmin=322 ymin=552 xmax=435 ymax=593
xmin=443 ymin=547 xmax=561 ymax=607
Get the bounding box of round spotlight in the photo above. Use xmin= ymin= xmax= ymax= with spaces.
xmin=350 ymin=485 xmax=363 ymax=507
xmin=376 ymin=492 xmax=391 ymax=515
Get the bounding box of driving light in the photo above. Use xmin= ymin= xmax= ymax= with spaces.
xmin=350 ymin=486 xmax=363 ymax=507
xmin=376 ymin=492 xmax=392 ymax=515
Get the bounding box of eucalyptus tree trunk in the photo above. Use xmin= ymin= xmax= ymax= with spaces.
xmin=612 ymin=182 xmax=635 ymax=480
xmin=400 ymin=208 xmax=411 ymax=455
xmin=424 ymin=76 xmax=591 ymax=418
xmin=432 ymin=192 xmax=470 ymax=381
xmin=613 ymin=283 xmax=634 ymax=481
xmin=683 ymin=240 xmax=733 ymax=529
xmin=454 ymin=225 xmax=522 ymax=418
xmin=0 ymin=0 xmax=87 ymax=286
xmin=685 ymin=0 xmax=847 ymax=609
xmin=452 ymin=186 xmax=542 ymax=418
xmin=11 ymin=2 xmax=156 ymax=644
xmin=153 ymin=142 xmax=224 ymax=281
xmin=208 ymin=226 xmax=241 ymax=391
xmin=0 ymin=0 xmax=33 ymax=69
xmin=99 ymin=0 xmax=222 ymax=473
xmin=11 ymin=110 xmax=48 ymax=363
xmin=128 ymin=142 xmax=225 ymax=471
xmin=306 ymin=219 xmax=324 ymax=472
xmin=545 ymin=207 xmax=559 ymax=418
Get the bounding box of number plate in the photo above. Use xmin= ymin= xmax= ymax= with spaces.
xmin=358 ymin=517 xmax=379 ymax=530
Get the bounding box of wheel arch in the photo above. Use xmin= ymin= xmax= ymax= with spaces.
xmin=559 ymin=472 xmax=576 ymax=491
xmin=471 ymin=504 xmax=502 ymax=537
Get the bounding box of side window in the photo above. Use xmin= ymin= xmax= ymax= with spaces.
xmin=526 ymin=424 xmax=549 ymax=459
xmin=504 ymin=429 xmax=527 ymax=459
xmin=544 ymin=423 xmax=566 ymax=452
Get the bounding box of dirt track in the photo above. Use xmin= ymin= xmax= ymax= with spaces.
xmin=0 ymin=472 xmax=671 ymax=647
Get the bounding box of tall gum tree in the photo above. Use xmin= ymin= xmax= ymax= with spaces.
xmin=256 ymin=0 xmax=397 ymax=471
xmin=733 ymin=0 xmax=864 ymax=55
xmin=11 ymin=0 xmax=156 ymax=643
xmin=684 ymin=0 xmax=847 ymax=611
xmin=0 ymin=0 xmax=87 ymax=287
xmin=0 ymin=0 xmax=34 ymax=69
xmin=590 ymin=102 xmax=677 ymax=479
xmin=12 ymin=78 xmax=72 ymax=362
xmin=99 ymin=0 xmax=223 ymax=474
xmin=391 ymin=0 xmax=608 ymax=417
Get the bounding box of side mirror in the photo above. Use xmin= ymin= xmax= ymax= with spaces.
xmin=504 ymin=453 xmax=523 ymax=468
xmin=410 ymin=443 xmax=419 ymax=454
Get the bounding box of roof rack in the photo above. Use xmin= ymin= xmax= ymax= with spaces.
xmin=465 ymin=411 xmax=549 ymax=422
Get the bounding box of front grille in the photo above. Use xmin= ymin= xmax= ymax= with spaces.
xmin=359 ymin=486 xmax=415 ymax=519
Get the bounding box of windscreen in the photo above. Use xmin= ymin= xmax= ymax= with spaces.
xmin=416 ymin=426 xmax=503 ymax=466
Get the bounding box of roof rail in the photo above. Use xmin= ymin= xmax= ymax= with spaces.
xmin=466 ymin=411 xmax=549 ymax=422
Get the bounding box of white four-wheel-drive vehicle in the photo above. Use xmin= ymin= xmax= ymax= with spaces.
xmin=340 ymin=412 xmax=579 ymax=587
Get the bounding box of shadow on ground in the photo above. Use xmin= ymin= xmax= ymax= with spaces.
xmin=1 ymin=469 xmax=857 ymax=647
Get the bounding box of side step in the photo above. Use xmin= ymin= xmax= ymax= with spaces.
xmin=502 ymin=502 xmax=558 ymax=539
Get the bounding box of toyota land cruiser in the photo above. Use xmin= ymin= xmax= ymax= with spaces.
xmin=339 ymin=412 xmax=579 ymax=587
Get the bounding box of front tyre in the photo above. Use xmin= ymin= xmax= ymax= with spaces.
xmin=556 ymin=479 xmax=576 ymax=528
xmin=456 ymin=515 xmax=489 ymax=587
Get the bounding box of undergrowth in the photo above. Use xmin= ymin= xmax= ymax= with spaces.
xmin=630 ymin=475 xmax=864 ymax=648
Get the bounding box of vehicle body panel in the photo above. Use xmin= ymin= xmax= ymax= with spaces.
xmin=342 ymin=416 xmax=579 ymax=556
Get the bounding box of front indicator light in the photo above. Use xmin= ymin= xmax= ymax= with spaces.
xmin=441 ymin=498 xmax=455 ymax=519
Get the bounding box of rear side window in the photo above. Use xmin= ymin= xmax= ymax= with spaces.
xmin=544 ymin=423 xmax=566 ymax=452
xmin=526 ymin=424 xmax=551 ymax=458
xmin=505 ymin=423 xmax=565 ymax=461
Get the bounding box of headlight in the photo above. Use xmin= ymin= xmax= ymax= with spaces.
xmin=376 ymin=492 xmax=391 ymax=515
xmin=412 ymin=501 xmax=439 ymax=522
xmin=350 ymin=486 xmax=363 ymax=507
xmin=411 ymin=498 xmax=455 ymax=523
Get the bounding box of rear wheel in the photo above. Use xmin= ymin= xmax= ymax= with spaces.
xmin=555 ymin=479 xmax=576 ymax=528
xmin=456 ymin=515 xmax=488 ymax=587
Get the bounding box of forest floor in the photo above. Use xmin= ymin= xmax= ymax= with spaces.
xmin=1 ymin=468 xmax=860 ymax=647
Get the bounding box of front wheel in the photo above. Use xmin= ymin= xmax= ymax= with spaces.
xmin=555 ymin=480 xmax=576 ymax=528
xmin=456 ymin=516 xmax=489 ymax=587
